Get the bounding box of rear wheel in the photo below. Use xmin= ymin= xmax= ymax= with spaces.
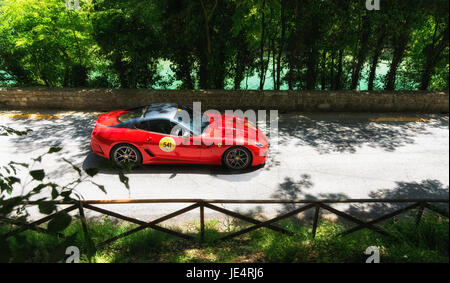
xmin=110 ymin=144 xmax=142 ymax=168
xmin=222 ymin=146 xmax=252 ymax=170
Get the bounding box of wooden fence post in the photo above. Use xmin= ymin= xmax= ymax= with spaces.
xmin=200 ymin=202 xmax=205 ymax=243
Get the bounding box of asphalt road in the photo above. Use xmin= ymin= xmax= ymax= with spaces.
xmin=1 ymin=110 xmax=448 ymax=223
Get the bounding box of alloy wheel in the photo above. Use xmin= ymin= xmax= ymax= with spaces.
xmin=113 ymin=145 xmax=139 ymax=165
xmin=224 ymin=147 xmax=251 ymax=170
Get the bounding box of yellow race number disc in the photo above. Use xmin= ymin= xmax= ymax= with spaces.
xmin=159 ymin=137 xmax=176 ymax=152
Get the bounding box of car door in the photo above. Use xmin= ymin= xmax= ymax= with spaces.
xmin=136 ymin=119 xmax=201 ymax=162
xmin=198 ymin=125 xmax=227 ymax=163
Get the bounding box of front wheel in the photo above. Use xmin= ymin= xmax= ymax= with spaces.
xmin=110 ymin=144 xmax=142 ymax=168
xmin=222 ymin=146 xmax=252 ymax=170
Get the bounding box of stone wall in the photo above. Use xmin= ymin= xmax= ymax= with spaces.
xmin=0 ymin=88 xmax=448 ymax=113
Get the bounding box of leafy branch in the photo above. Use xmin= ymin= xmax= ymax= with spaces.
xmin=0 ymin=125 xmax=130 ymax=262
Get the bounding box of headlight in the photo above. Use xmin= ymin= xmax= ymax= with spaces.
xmin=254 ymin=142 xmax=264 ymax=148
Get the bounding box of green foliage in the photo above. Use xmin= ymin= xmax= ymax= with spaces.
xmin=91 ymin=0 xmax=164 ymax=88
xmin=29 ymin=169 xmax=45 ymax=181
xmin=118 ymin=171 xmax=129 ymax=189
xmin=0 ymin=0 xmax=447 ymax=90
xmin=0 ymin=214 xmax=447 ymax=263
xmin=0 ymin=124 xmax=131 ymax=262
xmin=47 ymin=211 xmax=72 ymax=233
xmin=38 ymin=202 xmax=56 ymax=215
xmin=0 ymin=0 xmax=95 ymax=87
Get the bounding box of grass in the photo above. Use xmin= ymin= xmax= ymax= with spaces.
xmin=0 ymin=213 xmax=448 ymax=263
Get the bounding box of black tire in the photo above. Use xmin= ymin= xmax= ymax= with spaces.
xmin=110 ymin=144 xmax=142 ymax=168
xmin=222 ymin=146 xmax=253 ymax=170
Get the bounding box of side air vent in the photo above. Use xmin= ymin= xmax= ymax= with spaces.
xmin=144 ymin=149 xmax=154 ymax=157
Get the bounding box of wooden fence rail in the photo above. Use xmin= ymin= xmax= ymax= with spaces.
xmin=1 ymin=199 xmax=448 ymax=247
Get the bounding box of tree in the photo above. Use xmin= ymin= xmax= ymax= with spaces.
xmin=384 ymin=0 xmax=426 ymax=90
xmin=418 ymin=0 xmax=449 ymax=90
xmin=367 ymin=24 xmax=387 ymax=90
xmin=0 ymin=0 xmax=94 ymax=87
xmin=91 ymin=0 xmax=163 ymax=88
xmin=1 ymin=0 xmax=448 ymax=91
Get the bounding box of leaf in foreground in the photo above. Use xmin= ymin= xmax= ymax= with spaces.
xmin=118 ymin=172 xmax=130 ymax=189
xmin=84 ymin=168 xmax=100 ymax=177
xmin=29 ymin=169 xmax=45 ymax=181
xmin=47 ymin=211 xmax=72 ymax=233
xmin=48 ymin=146 xmax=63 ymax=154
xmin=38 ymin=202 xmax=56 ymax=215
xmin=91 ymin=181 xmax=106 ymax=194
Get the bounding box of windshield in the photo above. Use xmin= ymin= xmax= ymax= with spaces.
xmin=117 ymin=107 xmax=146 ymax=122
xmin=176 ymin=106 xmax=209 ymax=136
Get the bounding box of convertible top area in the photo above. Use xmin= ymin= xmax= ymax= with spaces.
xmin=116 ymin=103 xmax=184 ymax=127
xmin=119 ymin=103 xmax=179 ymax=122
xmin=144 ymin=103 xmax=179 ymax=120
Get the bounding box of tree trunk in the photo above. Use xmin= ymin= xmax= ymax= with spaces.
xmin=305 ymin=46 xmax=319 ymax=90
xmin=276 ymin=1 xmax=286 ymax=90
xmin=261 ymin=40 xmax=272 ymax=89
xmin=214 ymin=46 xmax=226 ymax=89
xmin=233 ymin=31 xmax=246 ymax=90
xmin=288 ymin=53 xmax=294 ymax=90
xmin=180 ymin=54 xmax=194 ymax=89
xmin=113 ymin=55 xmax=128 ymax=88
xmin=335 ymin=49 xmax=343 ymax=90
xmin=199 ymin=0 xmax=218 ymax=89
xmin=321 ymin=50 xmax=326 ymax=90
xmin=350 ymin=17 xmax=371 ymax=90
xmin=330 ymin=51 xmax=335 ymax=90
xmin=233 ymin=55 xmax=245 ymax=90
xmin=199 ymin=52 xmax=208 ymax=89
xmin=419 ymin=26 xmax=449 ymax=90
xmin=385 ymin=22 xmax=412 ymax=91
xmin=384 ymin=49 xmax=403 ymax=90
xmin=272 ymin=39 xmax=276 ymax=90
xmin=420 ymin=60 xmax=433 ymax=91
xmin=259 ymin=0 xmax=266 ymax=90
xmin=368 ymin=28 xmax=386 ymax=90
xmin=287 ymin=40 xmax=297 ymax=90
xmin=384 ymin=37 xmax=409 ymax=91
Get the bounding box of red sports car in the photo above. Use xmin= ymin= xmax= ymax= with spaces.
xmin=90 ymin=103 xmax=269 ymax=170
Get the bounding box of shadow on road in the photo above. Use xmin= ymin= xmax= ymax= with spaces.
xmin=277 ymin=114 xmax=449 ymax=154
xmin=7 ymin=112 xmax=98 ymax=160
xmin=82 ymin=152 xmax=265 ymax=177
xmin=5 ymin=112 xmax=448 ymax=161
xmin=269 ymin=174 xmax=449 ymax=224
xmin=347 ymin=179 xmax=449 ymax=219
